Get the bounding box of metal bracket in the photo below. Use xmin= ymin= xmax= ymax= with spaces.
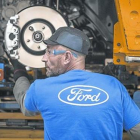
xmin=125 ymin=56 xmax=140 ymax=62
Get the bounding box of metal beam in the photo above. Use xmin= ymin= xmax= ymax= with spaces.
xmin=0 ymin=113 xmax=42 ymax=120
xmin=0 ymin=129 xmax=44 ymax=139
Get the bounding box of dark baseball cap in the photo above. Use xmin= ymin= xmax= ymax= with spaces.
xmin=43 ymin=27 xmax=90 ymax=55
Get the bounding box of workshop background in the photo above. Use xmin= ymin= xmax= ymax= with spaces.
xmin=0 ymin=0 xmax=140 ymax=139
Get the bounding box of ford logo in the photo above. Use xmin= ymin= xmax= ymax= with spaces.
xmin=58 ymin=85 xmax=109 ymax=106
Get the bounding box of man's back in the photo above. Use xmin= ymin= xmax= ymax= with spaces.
xmin=25 ymin=70 xmax=140 ymax=140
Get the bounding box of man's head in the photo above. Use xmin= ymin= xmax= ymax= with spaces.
xmin=42 ymin=27 xmax=90 ymax=77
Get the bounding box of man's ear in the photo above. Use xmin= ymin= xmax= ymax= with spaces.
xmin=63 ymin=51 xmax=72 ymax=65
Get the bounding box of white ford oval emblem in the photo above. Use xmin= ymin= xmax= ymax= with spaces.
xmin=58 ymin=85 xmax=109 ymax=106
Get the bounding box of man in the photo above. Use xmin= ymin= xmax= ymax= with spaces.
xmin=13 ymin=27 xmax=140 ymax=140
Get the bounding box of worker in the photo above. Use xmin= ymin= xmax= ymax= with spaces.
xmin=12 ymin=27 xmax=140 ymax=140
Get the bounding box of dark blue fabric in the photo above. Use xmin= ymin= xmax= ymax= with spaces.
xmin=25 ymin=70 xmax=140 ymax=140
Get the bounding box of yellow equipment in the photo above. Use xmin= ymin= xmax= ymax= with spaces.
xmin=114 ymin=0 xmax=140 ymax=74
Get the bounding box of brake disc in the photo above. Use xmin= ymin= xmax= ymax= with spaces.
xmin=5 ymin=6 xmax=68 ymax=68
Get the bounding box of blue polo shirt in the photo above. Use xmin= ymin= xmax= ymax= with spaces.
xmin=25 ymin=70 xmax=140 ymax=140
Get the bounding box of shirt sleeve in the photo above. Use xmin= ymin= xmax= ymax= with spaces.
xmin=122 ymin=85 xmax=140 ymax=130
xmin=24 ymin=82 xmax=39 ymax=112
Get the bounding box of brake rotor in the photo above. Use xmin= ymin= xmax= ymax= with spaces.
xmin=5 ymin=6 xmax=68 ymax=68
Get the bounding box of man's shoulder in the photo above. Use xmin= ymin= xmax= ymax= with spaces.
xmin=34 ymin=75 xmax=62 ymax=86
xmin=86 ymin=71 xmax=117 ymax=80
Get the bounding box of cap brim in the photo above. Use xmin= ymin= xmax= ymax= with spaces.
xmin=43 ymin=39 xmax=59 ymax=46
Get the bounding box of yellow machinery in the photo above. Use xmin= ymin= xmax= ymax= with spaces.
xmin=114 ymin=0 xmax=140 ymax=74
